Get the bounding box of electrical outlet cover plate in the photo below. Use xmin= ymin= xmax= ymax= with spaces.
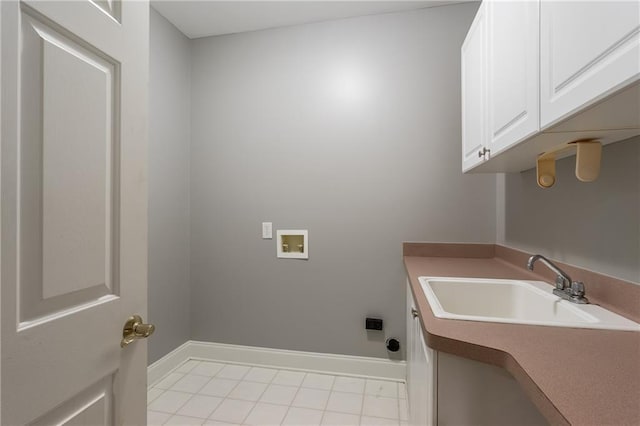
xmin=262 ymin=222 xmax=273 ymax=239
xmin=277 ymin=230 xmax=308 ymax=259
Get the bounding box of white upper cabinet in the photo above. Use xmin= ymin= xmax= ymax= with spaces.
xmin=461 ymin=2 xmax=487 ymax=172
xmin=462 ymin=0 xmax=640 ymax=173
xmin=540 ymin=1 xmax=640 ymax=128
xmin=487 ymin=0 xmax=539 ymax=155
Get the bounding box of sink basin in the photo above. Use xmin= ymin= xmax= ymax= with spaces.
xmin=419 ymin=277 xmax=640 ymax=331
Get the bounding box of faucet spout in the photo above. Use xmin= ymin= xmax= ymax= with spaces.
xmin=527 ymin=254 xmax=572 ymax=289
xmin=527 ymin=254 xmax=588 ymax=304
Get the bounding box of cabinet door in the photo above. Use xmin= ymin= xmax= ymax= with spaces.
xmin=437 ymin=353 xmax=547 ymax=425
xmin=418 ymin=327 xmax=437 ymax=426
xmin=406 ymin=282 xmax=419 ymax=425
xmin=487 ymin=0 xmax=539 ymax=155
xmin=540 ymin=1 xmax=640 ymax=128
xmin=406 ymin=282 xmax=437 ymax=426
xmin=412 ymin=325 xmax=427 ymax=425
xmin=461 ymin=2 xmax=487 ymax=172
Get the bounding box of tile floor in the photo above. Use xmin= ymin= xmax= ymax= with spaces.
xmin=148 ymin=359 xmax=409 ymax=426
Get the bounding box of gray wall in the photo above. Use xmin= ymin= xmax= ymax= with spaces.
xmin=497 ymin=136 xmax=640 ymax=284
xmin=148 ymin=8 xmax=192 ymax=364
xmin=189 ymin=3 xmax=495 ymax=359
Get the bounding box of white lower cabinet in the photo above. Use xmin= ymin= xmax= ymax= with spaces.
xmin=406 ymin=282 xmax=436 ymax=426
xmin=406 ymin=282 xmax=548 ymax=426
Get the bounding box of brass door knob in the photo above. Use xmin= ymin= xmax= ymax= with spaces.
xmin=121 ymin=315 xmax=155 ymax=348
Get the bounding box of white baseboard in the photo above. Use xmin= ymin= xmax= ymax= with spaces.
xmin=148 ymin=340 xmax=406 ymax=386
xmin=147 ymin=341 xmax=192 ymax=385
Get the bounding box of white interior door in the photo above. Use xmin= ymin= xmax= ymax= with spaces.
xmin=1 ymin=1 xmax=149 ymax=424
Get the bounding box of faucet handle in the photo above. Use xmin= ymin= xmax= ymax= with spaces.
xmin=555 ymin=275 xmax=569 ymax=290
xmin=571 ymin=281 xmax=586 ymax=297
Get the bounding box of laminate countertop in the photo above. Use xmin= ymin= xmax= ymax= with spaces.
xmin=403 ymin=246 xmax=640 ymax=426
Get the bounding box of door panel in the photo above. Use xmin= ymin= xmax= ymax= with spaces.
xmin=1 ymin=1 xmax=149 ymax=425
xmin=19 ymin=7 xmax=119 ymax=323
xmin=40 ymin=14 xmax=116 ymax=300
xmin=30 ymin=376 xmax=114 ymax=426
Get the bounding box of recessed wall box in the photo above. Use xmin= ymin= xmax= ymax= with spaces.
xmin=277 ymin=230 xmax=308 ymax=259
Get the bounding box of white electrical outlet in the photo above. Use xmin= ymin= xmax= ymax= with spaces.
xmin=262 ymin=222 xmax=273 ymax=239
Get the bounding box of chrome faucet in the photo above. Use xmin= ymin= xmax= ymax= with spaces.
xmin=527 ymin=255 xmax=589 ymax=304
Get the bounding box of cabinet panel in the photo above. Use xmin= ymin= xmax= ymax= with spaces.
xmin=487 ymin=0 xmax=539 ymax=155
xmin=540 ymin=1 xmax=640 ymax=128
xmin=418 ymin=328 xmax=436 ymax=426
xmin=437 ymin=353 xmax=547 ymax=426
xmin=412 ymin=327 xmax=428 ymax=425
xmin=406 ymin=282 xmax=417 ymax=421
xmin=461 ymin=2 xmax=487 ymax=171
xmin=406 ymin=282 xmax=436 ymax=426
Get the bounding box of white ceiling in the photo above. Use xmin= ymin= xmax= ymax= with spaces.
xmin=152 ymin=1 xmax=464 ymax=39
